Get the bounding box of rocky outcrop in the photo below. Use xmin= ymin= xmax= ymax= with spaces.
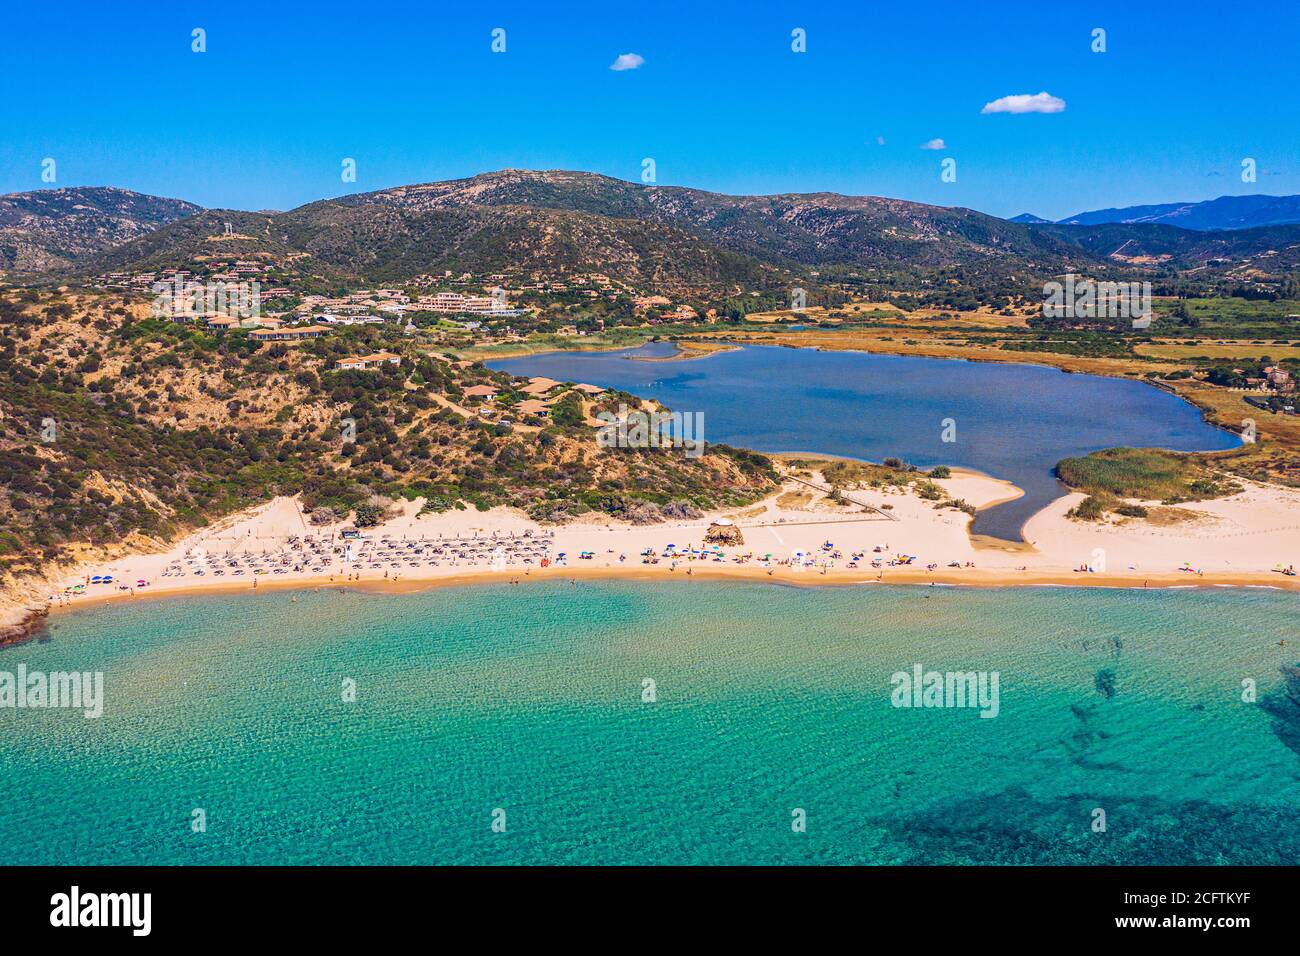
xmin=0 ymin=574 xmax=57 ymax=646
xmin=0 ymin=604 xmax=49 ymax=647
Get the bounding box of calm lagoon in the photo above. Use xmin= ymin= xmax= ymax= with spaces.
xmin=491 ymin=344 xmax=1240 ymax=540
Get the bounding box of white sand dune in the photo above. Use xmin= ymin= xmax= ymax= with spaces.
xmin=22 ymin=470 xmax=1300 ymax=627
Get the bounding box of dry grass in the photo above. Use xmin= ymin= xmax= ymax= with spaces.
xmin=1136 ymin=342 xmax=1300 ymax=360
xmin=743 ymin=300 xmax=1032 ymax=330
xmin=1143 ymin=506 xmax=1210 ymax=527
xmin=776 ymin=490 xmax=814 ymax=509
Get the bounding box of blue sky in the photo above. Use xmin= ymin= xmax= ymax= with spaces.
xmin=2 ymin=0 xmax=1296 ymax=219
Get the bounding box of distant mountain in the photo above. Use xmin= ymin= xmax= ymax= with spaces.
xmin=1033 ymin=221 xmax=1300 ymax=269
xmin=10 ymin=174 xmax=1300 ymax=289
xmin=1056 ymin=194 xmax=1300 ymax=231
xmin=327 ymin=170 xmax=1089 ymax=270
xmin=0 ymin=187 xmax=201 ymax=272
xmin=82 ymin=170 xmax=1102 ymax=292
xmin=88 ymin=196 xmax=786 ymax=294
xmin=1009 ymin=213 xmax=1051 ymax=224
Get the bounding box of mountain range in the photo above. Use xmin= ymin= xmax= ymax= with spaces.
xmin=1017 ymin=194 xmax=1300 ymax=231
xmin=0 ymin=187 xmax=200 ymax=272
xmin=81 ymin=171 xmax=1106 ymax=291
xmin=3 ymin=175 xmax=1300 ymax=289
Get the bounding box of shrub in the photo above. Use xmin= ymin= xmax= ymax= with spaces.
xmin=1068 ymin=496 xmax=1106 ymax=521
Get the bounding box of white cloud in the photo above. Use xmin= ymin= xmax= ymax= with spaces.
xmin=919 ymin=138 xmax=946 ymax=150
xmin=980 ymin=91 xmax=1065 ymax=114
xmin=610 ymin=53 xmax=644 ymax=71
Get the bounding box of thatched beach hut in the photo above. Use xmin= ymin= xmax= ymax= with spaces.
xmin=704 ymin=518 xmax=744 ymax=546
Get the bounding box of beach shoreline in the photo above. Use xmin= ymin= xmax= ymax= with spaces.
xmin=7 ymin=462 xmax=1298 ymax=638
xmin=37 ymin=561 xmax=1300 ymax=621
xmin=16 ymin=562 xmax=1297 ymax=648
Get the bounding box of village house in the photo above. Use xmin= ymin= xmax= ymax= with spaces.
xmin=335 ymin=352 xmax=401 ymax=371
xmin=248 ymin=324 xmax=329 ymax=342
xmin=520 ymin=376 xmax=563 ymax=396
xmin=1265 ymin=366 xmax=1294 ymax=391
xmin=515 ymin=399 xmax=551 ymax=417
xmin=462 ymin=385 xmax=499 ymax=401
xmin=316 ymin=313 xmax=385 ymax=326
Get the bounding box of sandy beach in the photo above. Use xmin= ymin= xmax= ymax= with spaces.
xmin=6 ymin=464 xmax=1297 ymax=638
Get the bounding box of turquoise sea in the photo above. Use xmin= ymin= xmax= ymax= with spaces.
xmin=3 ymin=582 xmax=1298 ymax=865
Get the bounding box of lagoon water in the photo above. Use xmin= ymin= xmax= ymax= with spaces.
xmin=490 ymin=344 xmax=1240 ymax=540
xmin=3 ymin=582 xmax=1298 ymax=865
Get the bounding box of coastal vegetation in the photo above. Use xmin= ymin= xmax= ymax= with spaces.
xmin=1057 ymin=447 xmax=1241 ymax=520
xmin=817 ymin=457 xmax=926 ymax=490
xmin=0 ymin=292 xmax=776 ymax=577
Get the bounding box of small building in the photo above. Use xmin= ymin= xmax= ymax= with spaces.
xmin=463 ymin=385 xmax=499 ymax=401
xmin=573 ymin=383 xmax=605 ymax=396
xmin=520 ymin=376 xmax=562 ymax=396
xmin=516 ymin=399 xmax=550 ymax=417
xmin=336 ymin=352 xmax=401 ymax=371
xmin=704 ymin=518 xmax=744 ymax=546
xmin=318 ymin=313 xmax=385 ymax=326
xmin=248 ymin=324 xmax=328 ymax=342
xmin=205 ymin=316 xmax=240 ymax=330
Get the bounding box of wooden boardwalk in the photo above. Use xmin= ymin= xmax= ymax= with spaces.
xmin=784 ymin=475 xmax=900 ymax=522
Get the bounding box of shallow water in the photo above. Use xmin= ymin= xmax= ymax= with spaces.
xmin=490 ymin=344 xmax=1240 ymax=540
xmin=3 ymin=582 xmax=1297 ymax=865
